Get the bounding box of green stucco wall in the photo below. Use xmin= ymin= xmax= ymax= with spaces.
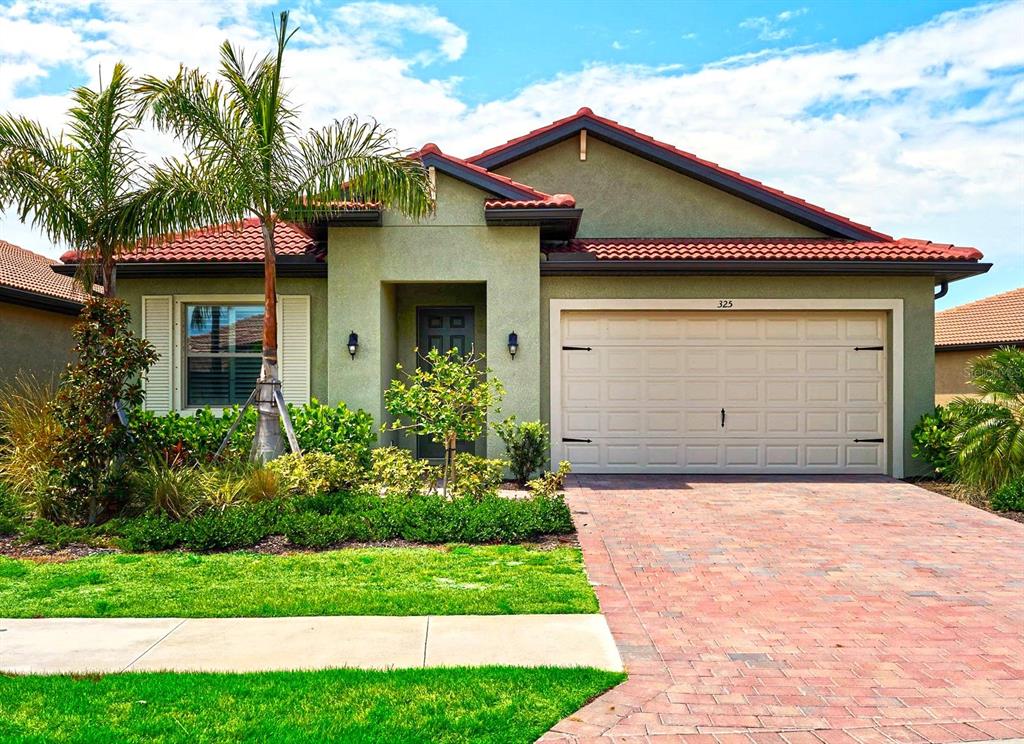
xmin=115 ymin=277 xmax=330 ymax=402
xmin=328 ymin=175 xmax=539 ymax=456
xmin=497 ymin=136 xmax=827 ymax=238
xmin=0 ymin=301 xmax=77 ymax=383
xmin=540 ymin=274 xmax=936 ymax=476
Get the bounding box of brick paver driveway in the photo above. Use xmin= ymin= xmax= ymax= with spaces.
xmin=542 ymin=476 xmax=1024 ymax=744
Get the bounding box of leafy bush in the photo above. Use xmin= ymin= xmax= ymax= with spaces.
xmin=114 ymin=501 xmax=284 ymax=552
xmin=267 ymin=451 xmax=365 ymax=496
xmin=384 ymin=348 xmax=504 ymax=494
xmin=494 ymin=418 xmax=549 ymax=485
xmin=290 ymin=399 xmax=375 ymax=458
xmin=370 ymin=447 xmax=437 ymax=496
xmin=0 ymin=482 xmax=25 ymax=536
xmin=197 ymin=470 xmax=249 ymax=512
xmin=911 ymin=406 xmax=959 ymax=479
xmin=946 ymin=347 xmax=1024 ymax=494
xmin=990 ymin=477 xmax=1024 ymax=512
xmin=17 ymin=519 xmax=101 ymax=549
xmin=449 ymin=454 xmax=507 ymax=500
xmin=51 ymin=298 xmax=157 ymax=523
xmin=131 ymin=400 xmax=375 ymax=466
xmin=527 ymin=461 xmax=572 ymax=498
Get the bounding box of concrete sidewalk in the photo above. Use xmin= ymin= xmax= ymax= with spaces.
xmin=0 ymin=614 xmax=622 ymax=674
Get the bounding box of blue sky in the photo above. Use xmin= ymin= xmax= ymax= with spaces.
xmin=0 ymin=0 xmax=1021 ymax=309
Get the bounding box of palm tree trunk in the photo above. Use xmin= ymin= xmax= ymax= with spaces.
xmin=101 ymin=255 xmax=117 ymax=298
xmin=252 ymin=219 xmax=285 ymax=463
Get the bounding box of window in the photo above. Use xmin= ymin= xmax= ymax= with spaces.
xmin=184 ymin=304 xmax=263 ymax=407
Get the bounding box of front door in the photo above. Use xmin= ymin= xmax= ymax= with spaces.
xmin=416 ymin=307 xmax=475 ymax=459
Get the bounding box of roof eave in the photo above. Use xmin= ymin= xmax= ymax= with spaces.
xmin=0 ymin=284 xmax=85 ymax=314
xmin=475 ymin=115 xmax=885 ymax=241
xmin=484 ymin=207 xmax=582 ymax=240
xmin=936 ymin=340 xmax=1024 ymax=352
xmin=540 ymin=257 xmax=992 ymax=281
xmin=56 ymin=257 xmax=327 ymax=278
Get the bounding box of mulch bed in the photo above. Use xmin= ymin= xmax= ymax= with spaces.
xmin=0 ymin=531 xmax=579 ymax=562
xmin=906 ymin=478 xmax=1024 ymax=524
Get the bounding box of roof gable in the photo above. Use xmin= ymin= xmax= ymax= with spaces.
xmin=469 ymin=108 xmax=888 ymax=241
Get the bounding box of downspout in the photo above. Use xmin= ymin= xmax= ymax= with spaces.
xmin=934 ymin=280 xmax=948 ymax=300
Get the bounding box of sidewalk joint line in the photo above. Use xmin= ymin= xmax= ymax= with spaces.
xmin=422 ymin=616 xmax=430 ymax=667
xmin=121 ymin=619 xmax=187 ymax=672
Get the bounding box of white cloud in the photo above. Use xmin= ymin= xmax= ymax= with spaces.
xmin=0 ymin=0 xmax=1021 ymax=301
xmin=740 ymin=6 xmax=809 ymax=41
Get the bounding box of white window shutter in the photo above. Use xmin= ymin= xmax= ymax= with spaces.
xmin=278 ymin=295 xmax=310 ymax=405
xmin=141 ymin=296 xmax=173 ymax=413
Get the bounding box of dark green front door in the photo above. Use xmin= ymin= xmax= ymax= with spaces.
xmin=416 ymin=307 xmax=475 ymax=459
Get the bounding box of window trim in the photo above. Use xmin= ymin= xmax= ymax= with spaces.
xmin=172 ymin=294 xmax=275 ymax=415
xmin=182 ymin=301 xmax=264 ymax=410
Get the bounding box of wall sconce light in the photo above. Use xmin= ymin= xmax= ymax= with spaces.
xmin=347 ymin=331 xmax=359 ymax=359
xmin=507 ymin=331 xmax=519 ymax=359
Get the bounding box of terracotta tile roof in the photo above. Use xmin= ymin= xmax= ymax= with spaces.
xmin=935 ymin=287 xmax=1024 ymax=348
xmin=0 ymin=239 xmax=90 ymax=304
xmin=60 ymin=218 xmax=321 ymax=264
xmin=469 ymin=107 xmax=892 ymax=241
xmin=485 ymin=194 xmax=576 ymax=209
xmin=545 ymin=237 xmax=984 ymax=262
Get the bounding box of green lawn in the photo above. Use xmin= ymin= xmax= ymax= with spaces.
xmin=0 ymin=666 xmax=625 ymax=743
xmin=0 ymin=545 xmax=598 ymax=617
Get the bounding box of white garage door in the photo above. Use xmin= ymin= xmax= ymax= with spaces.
xmin=558 ymin=310 xmax=887 ymax=473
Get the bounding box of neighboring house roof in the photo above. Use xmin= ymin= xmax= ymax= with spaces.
xmin=935 ymin=287 xmax=1024 ymax=349
xmin=0 ymin=239 xmax=89 ymax=313
xmin=468 ymin=108 xmax=890 ymax=241
xmin=546 ymin=237 xmax=983 ymax=262
xmin=59 ymin=219 xmax=321 ymax=264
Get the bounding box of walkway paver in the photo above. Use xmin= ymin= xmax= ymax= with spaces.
xmin=542 ymin=475 xmax=1024 ymax=744
xmin=0 ymin=614 xmax=622 ymax=674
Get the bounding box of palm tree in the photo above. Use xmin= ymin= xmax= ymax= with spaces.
xmin=948 ymin=346 xmax=1024 ymax=493
xmin=135 ymin=11 xmax=433 ymax=462
xmin=0 ymin=63 xmax=197 ymax=296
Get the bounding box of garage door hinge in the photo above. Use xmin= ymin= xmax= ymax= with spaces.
xmin=562 ymin=437 xmax=593 ymax=443
xmin=853 ymin=438 xmax=884 ymax=443
xmin=853 ymin=345 xmax=884 ymax=351
xmin=562 ymin=345 xmax=592 ymax=351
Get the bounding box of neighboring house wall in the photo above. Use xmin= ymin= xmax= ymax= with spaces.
xmin=327 ymin=175 xmax=540 ymax=457
xmin=935 ymin=346 xmax=1023 ymax=404
xmin=0 ymin=300 xmax=77 ymax=382
xmin=116 ymin=277 xmax=329 ymax=404
xmin=539 ymin=273 xmax=937 ymax=476
xmin=496 ymin=136 xmax=827 ymax=238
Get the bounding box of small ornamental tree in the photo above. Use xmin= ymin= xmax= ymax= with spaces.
xmin=52 ymin=298 xmax=157 ymax=523
xmin=384 ymin=348 xmax=505 ymax=495
xmin=494 ymin=418 xmax=550 ymax=485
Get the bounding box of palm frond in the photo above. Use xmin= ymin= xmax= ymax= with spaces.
xmin=283 ymin=116 xmax=432 ymax=223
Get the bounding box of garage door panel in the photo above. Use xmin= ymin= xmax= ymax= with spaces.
xmin=560 ymin=310 xmax=887 ymax=474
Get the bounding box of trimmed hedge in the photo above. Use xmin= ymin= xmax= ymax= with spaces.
xmin=108 ymin=491 xmax=573 ymax=553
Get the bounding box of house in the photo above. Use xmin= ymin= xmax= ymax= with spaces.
xmin=0 ymin=239 xmax=87 ymax=382
xmin=934 ymin=287 xmax=1023 ymax=404
xmin=58 ymin=109 xmax=990 ymax=476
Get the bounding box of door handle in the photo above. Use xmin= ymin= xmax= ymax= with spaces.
xmin=721 ymin=408 xmax=726 ymax=428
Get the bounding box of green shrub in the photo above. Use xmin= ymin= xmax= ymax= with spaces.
xmin=990 ymin=477 xmax=1024 ymax=512
xmin=371 ymin=447 xmax=437 ymax=496
xmin=290 ymin=399 xmax=375 ymax=458
xmin=911 ymin=406 xmax=959 ymax=479
xmin=494 ymin=418 xmax=549 ymax=484
xmin=18 ymin=519 xmax=101 ymax=549
xmin=449 ymin=454 xmax=507 ymax=499
xmin=113 ymin=513 xmax=181 ymax=552
xmin=267 ymin=451 xmax=365 ymax=496
xmin=175 ymin=501 xmax=281 ymax=551
xmin=0 ymin=483 xmax=25 ymax=536
xmin=131 ymin=400 xmax=375 ymax=466
xmin=527 ymin=461 xmax=572 ymax=497
xmin=51 ymin=298 xmax=157 ymax=524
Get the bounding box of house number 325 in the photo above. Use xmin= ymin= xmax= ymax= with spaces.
xmin=717 ymin=299 xmax=734 ymax=309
